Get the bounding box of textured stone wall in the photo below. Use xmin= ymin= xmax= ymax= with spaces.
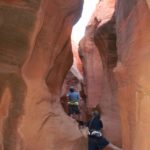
xmin=0 ymin=1 xmax=86 ymax=150
xmin=115 ymin=0 xmax=150 ymax=149
xmin=1 ymin=0 xmax=150 ymax=150
xmin=79 ymin=0 xmax=122 ymax=146
xmin=80 ymin=0 xmax=150 ymax=149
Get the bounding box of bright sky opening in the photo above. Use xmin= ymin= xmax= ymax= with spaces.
xmin=71 ymin=0 xmax=99 ymax=44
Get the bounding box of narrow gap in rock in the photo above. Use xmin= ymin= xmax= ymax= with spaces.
xmin=60 ymin=0 xmax=122 ymax=150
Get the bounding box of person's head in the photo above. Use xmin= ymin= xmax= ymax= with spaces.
xmin=69 ymin=86 xmax=75 ymax=92
xmin=91 ymin=110 xmax=100 ymax=118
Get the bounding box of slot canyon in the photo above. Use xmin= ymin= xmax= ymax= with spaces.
xmin=0 ymin=0 xmax=150 ymax=150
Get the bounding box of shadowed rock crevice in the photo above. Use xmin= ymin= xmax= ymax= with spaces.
xmin=46 ymin=38 xmax=73 ymax=99
xmin=94 ymin=16 xmax=118 ymax=70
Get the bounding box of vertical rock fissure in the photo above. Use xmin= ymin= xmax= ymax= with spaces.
xmin=94 ymin=16 xmax=118 ymax=71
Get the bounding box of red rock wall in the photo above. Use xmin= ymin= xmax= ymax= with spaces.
xmin=79 ymin=23 xmax=103 ymax=108
xmin=0 ymin=1 xmax=86 ymax=150
xmin=115 ymin=0 xmax=150 ymax=149
xmin=79 ymin=0 xmax=122 ymax=146
xmin=80 ymin=0 xmax=150 ymax=149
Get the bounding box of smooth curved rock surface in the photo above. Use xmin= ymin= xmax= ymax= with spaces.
xmin=0 ymin=1 xmax=86 ymax=150
xmin=115 ymin=0 xmax=150 ymax=149
xmin=79 ymin=0 xmax=122 ymax=146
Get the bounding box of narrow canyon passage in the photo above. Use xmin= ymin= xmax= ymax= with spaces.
xmin=0 ymin=0 xmax=150 ymax=150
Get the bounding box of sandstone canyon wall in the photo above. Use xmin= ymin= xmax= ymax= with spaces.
xmin=80 ymin=0 xmax=150 ymax=150
xmin=79 ymin=0 xmax=122 ymax=146
xmin=0 ymin=1 xmax=86 ymax=150
xmin=115 ymin=0 xmax=150 ymax=150
xmin=1 ymin=0 xmax=150 ymax=150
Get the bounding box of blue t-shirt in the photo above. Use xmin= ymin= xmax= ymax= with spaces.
xmin=67 ymin=91 xmax=80 ymax=102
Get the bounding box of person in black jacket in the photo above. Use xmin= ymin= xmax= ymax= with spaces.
xmin=87 ymin=110 xmax=122 ymax=150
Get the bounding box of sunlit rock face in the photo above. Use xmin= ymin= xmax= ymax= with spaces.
xmin=0 ymin=1 xmax=86 ymax=150
xmin=79 ymin=0 xmax=122 ymax=146
xmin=115 ymin=0 xmax=150 ymax=150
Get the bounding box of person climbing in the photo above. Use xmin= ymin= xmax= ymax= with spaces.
xmin=67 ymin=86 xmax=80 ymax=119
xmin=87 ymin=110 xmax=122 ymax=150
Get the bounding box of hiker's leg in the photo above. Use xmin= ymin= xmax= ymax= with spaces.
xmin=88 ymin=137 xmax=97 ymax=150
xmin=97 ymin=137 xmax=109 ymax=150
xmin=73 ymin=105 xmax=80 ymax=120
xmin=68 ymin=105 xmax=74 ymax=118
xmin=107 ymin=143 xmax=122 ymax=150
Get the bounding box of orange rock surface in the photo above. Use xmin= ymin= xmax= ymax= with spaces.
xmin=1 ymin=0 xmax=150 ymax=150
xmin=115 ymin=0 xmax=150 ymax=149
xmin=80 ymin=0 xmax=150 ymax=149
xmin=0 ymin=1 xmax=86 ymax=150
xmin=79 ymin=0 xmax=122 ymax=146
